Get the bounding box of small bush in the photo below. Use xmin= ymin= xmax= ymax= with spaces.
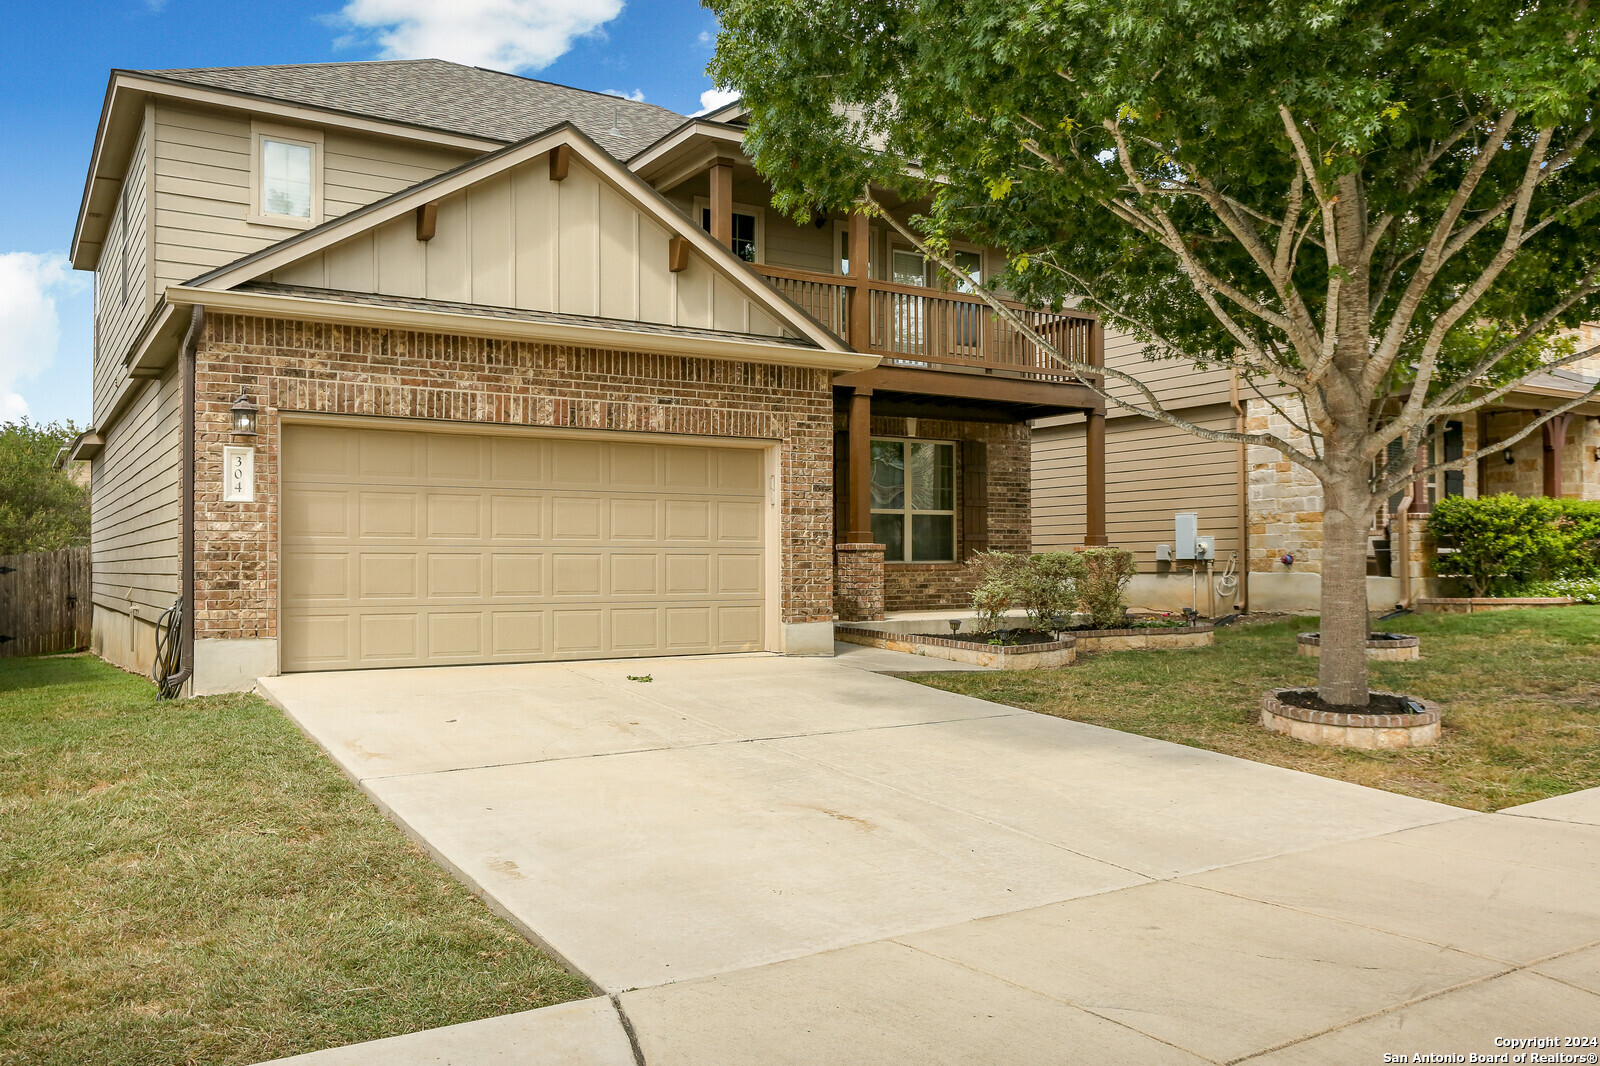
xmin=969 ymin=550 xmax=1026 ymax=632
xmin=1016 ymin=551 xmax=1088 ymax=631
xmin=1508 ymin=576 xmax=1600 ymax=604
xmin=1077 ymin=547 xmax=1138 ymax=629
xmin=1429 ymin=495 xmax=1600 ymax=595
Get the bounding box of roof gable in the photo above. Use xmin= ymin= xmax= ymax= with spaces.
xmin=186 ymin=126 xmax=850 ymax=354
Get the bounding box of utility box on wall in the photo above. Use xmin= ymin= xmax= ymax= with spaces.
xmin=1175 ymin=512 xmax=1199 ymax=560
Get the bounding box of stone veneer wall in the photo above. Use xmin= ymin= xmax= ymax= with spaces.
xmin=869 ymin=415 xmax=1031 ymax=612
xmin=1247 ymin=397 xmax=1600 ymax=583
xmin=191 ymin=314 xmax=836 ymax=645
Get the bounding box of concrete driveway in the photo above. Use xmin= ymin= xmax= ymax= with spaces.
xmin=258 ymin=652 xmax=1600 ymax=1064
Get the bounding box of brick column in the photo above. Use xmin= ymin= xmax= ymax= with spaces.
xmin=834 ymin=542 xmax=886 ymax=622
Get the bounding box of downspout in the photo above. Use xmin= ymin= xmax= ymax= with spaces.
xmin=162 ymin=304 xmax=204 ymax=698
xmin=1229 ymin=371 xmax=1249 ymax=613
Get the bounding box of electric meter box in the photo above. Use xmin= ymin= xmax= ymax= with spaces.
xmin=1175 ymin=512 xmax=1199 ymax=560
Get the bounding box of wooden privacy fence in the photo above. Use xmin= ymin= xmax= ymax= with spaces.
xmin=0 ymin=547 xmax=92 ymax=658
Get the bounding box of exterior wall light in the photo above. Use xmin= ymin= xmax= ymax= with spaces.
xmin=1502 ymin=447 xmax=1515 ymax=465
xmin=230 ymin=391 xmax=259 ymax=437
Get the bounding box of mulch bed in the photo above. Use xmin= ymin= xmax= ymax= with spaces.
xmin=1274 ymin=688 xmax=1430 ymax=716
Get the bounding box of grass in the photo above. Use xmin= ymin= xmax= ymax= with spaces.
xmin=907 ymin=606 xmax=1600 ymax=812
xmin=0 ymin=655 xmax=591 ymax=1066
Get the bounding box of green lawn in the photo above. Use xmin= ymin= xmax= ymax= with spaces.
xmin=0 ymin=655 xmax=590 ymax=1066
xmin=908 ymin=606 xmax=1600 ymax=812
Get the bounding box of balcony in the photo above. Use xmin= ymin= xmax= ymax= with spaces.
xmin=753 ymin=264 xmax=1099 ymax=382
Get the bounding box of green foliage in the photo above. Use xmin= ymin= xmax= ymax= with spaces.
xmin=707 ymin=0 xmax=1600 ymax=434
xmin=1076 ymin=548 xmax=1138 ymax=629
xmin=1015 ymin=551 xmax=1088 ymax=631
xmin=1428 ymin=495 xmax=1600 ymax=595
xmin=0 ymin=420 xmax=89 ymax=555
xmin=968 ymin=549 xmax=1025 ymax=632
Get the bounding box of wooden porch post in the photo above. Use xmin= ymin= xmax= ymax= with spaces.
xmin=848 ymin=210 xmax=871 ymax=352
xmin=1083 ymin=319 xmax=1108 ymax=546
xmin=1544 ymin=412 xmax=1573 ymax=498
xmin=846 ymin=388 xmax=874 ymax=542
xmin=709 ymin=162 xmax=734 ymax=250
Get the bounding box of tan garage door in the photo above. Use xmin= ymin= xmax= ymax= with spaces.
xmin=280 ymin=422 xmax=767 ymax=672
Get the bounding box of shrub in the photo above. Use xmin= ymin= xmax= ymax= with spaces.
xmin=968 ymin=550 xmax=1026 ymax=632
xmin=1429 ymin=495 xmax=1600 ymax=595
xmin=1016 ymin=551 xmax=1088 ymax=632
xmin=1076 ymin=547 xmax=1138 ymax=629
xmin=1507 ymin=576 xmax=1600 ymax=604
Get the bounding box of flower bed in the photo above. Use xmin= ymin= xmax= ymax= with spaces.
xmin=1069 ymin=622 xmax=1213 ymax=652
xmin=834 ymin=627 xmax=1076 ymax=670
xmin=1415 ymin=596 xmax=1576 ymax=614
xmin=1261 ymin=688 xmax=1441 ymax=749
xmin=1296 ymin=632 xmax=1420 ymax=661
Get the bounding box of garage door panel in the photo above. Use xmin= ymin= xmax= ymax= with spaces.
xmin=426 ymin=434 xmax=483 ymax=482
xmin=359 ymin=552 xmax=419 ymax=600
xmin=551 ymin=496 xmax=603 ymax=540
xmin=358 ymin=492 xmax=418 ymax=538
xmin=282 ymin=424 xmax=767 ymax=672
xmin=717 ymin=449 xmax=763 ymax=493
xmin=427 ymin=554 xmax=483 ymax=599
xmin=491 ymin=495 xmax=543 ymax=539
xmin=551 ymin=440 xmax=603 ymax=484
xmin=426 ymin=494 xmax=483 ymax=539
xmin=283 ymin=489 xmax=350 ymax=539
xmin=717 ymin=501 xmax=763 ymax=543
xmin=610 ymin=498 xmax=658 ymax=540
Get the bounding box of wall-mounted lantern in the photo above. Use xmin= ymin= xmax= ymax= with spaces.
xmin=1502 ymin=447 xmax=1515 ymax=465
xmin=230 ymin=391 xmax=259 ymax=437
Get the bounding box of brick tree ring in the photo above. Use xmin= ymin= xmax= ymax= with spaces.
xmin=1261 ymin=688 xmax=1441 ymax=748
xmin=1295 ymin=632 xmax=1421 ymax=661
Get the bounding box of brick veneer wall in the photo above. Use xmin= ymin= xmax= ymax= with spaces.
xmin=868 ymin=415 xmax=1031 ymax=612
xmin=834 ymin=543 xmax=885 ymax=621
xmin=190 ymin=314 xmax=835 ymax=643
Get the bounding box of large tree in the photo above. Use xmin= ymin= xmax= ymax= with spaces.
xmin=0 ymin=420 xmax=90 ymax=555
xmin=708 ymin=0 xmax=1600 ymax=706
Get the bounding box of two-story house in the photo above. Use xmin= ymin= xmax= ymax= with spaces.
xmin=69 ymin=60 xmax=1106 ymax=693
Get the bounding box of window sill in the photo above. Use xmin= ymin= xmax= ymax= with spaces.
xmin=885 ymin=561 xmax=964 ymax=570
xmin=246 ymin=212 xmax=318 ymax=230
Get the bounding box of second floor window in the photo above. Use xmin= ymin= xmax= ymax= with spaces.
xmin=261 ymin=138 xmax=313 ymax=219
xmin=871 ymin=439 xmax=956 ymax=562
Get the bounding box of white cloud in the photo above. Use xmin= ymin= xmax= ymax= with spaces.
xmin=602 ymin=88 xmax=645 ymax=102
xmin=337 ymin=0 xmax=625 ymax=72
xmin=692 ymin=87 xmax=740 ymax=117
xmin=697 ymin=29 xmax=713 ymax=46
xmin=0 ymin=253 xmax=82 ymax=424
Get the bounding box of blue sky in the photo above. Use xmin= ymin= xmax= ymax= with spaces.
xmin=0 ymin=0 xmax=726 ymax=428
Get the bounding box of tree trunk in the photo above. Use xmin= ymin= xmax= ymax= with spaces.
xmin=1318 ymin=487 xmax=1373 ymax=707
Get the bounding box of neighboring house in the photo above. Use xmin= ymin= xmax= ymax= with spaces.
xmin=1033 ymin=327 xmax=1600 ymax=613
xmin=70 ymin=60 xmax=1106 ymax=693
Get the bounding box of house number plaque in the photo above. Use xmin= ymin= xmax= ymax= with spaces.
xmin=222 ymin=446 xmax=255 ymax=502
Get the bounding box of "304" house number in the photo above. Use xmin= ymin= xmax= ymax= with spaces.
xmin=222 ymin=445 xmax=255 ymax=503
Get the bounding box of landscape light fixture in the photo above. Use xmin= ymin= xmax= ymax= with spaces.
xmin=230 ymin=391 xmax=259 ymax=437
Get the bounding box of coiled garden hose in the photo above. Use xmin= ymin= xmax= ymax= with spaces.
xmin=153 ymin=597 xmax=185 ymax=700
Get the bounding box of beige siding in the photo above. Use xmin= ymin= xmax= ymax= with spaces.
xmin=151 ymin=103 xmax=473 ymax=293
xmin=1033 ymin=405 xmax=1241 ymax=569
xmin=92 ymin=113 xmax=153 ymax=425
xmin=270 ymin=157 xmax=792 ymax=337
xmin=1100 ymin=326 xmax=1236 ymax=414
xmin=764 ymin=210 xmax=833 ymax=273
xmin=90 ymin=365 xmax=183 ymax=622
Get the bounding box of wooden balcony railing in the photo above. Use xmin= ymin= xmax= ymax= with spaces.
xmin=754 ymin=264 xmax=1097 ymax=381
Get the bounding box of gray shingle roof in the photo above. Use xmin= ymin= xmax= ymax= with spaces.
xmin=136 ymin=59 xmax=687 ymax=159
xmin=236 ymin=282 xmax=815 ymax=347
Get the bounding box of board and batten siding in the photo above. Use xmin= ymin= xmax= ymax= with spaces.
xmin=268 ymin=156 xmax=793 ymax=338
xmin=90 ymin=365 xmax=184 ymax=624
xmin=92 ymin=109 xmax=154 ymax=425
xmin=151 ymin=104 xmax=474 ymax=293
xmin=1033 ymin=404 xmax=1240 ymax=569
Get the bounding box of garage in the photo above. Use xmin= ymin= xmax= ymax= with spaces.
xmin=279 ymin=421 xmax=769 ymax=672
